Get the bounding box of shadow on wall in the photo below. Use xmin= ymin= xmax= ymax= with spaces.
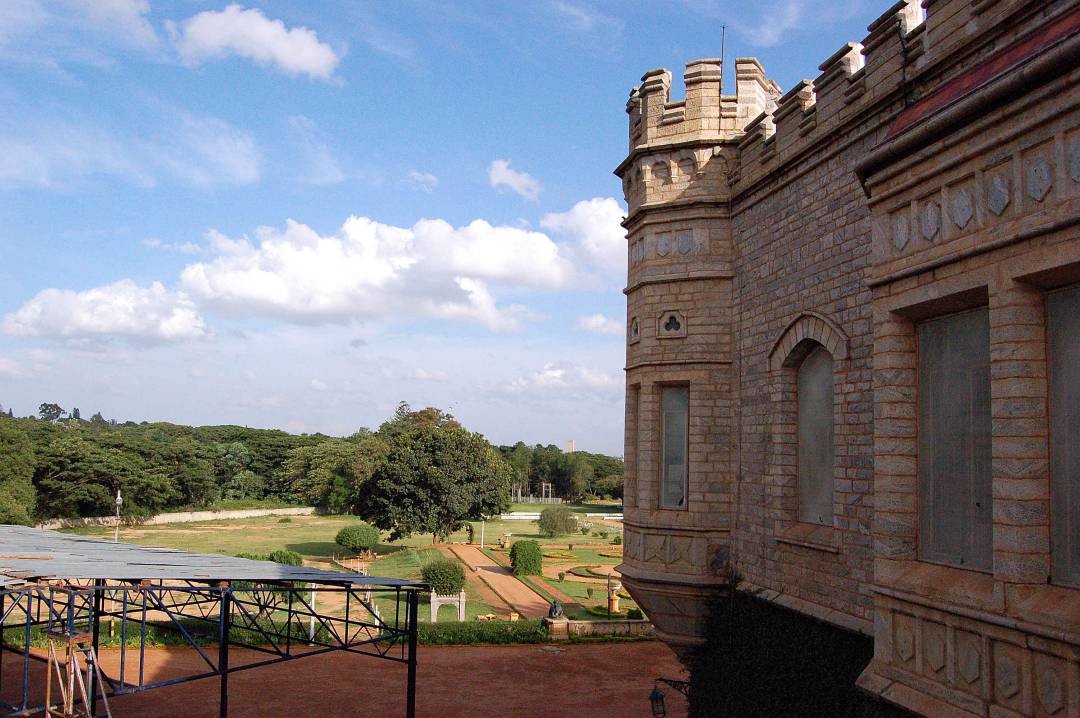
xmin=689 ymin=592 xmax=916 ymax=718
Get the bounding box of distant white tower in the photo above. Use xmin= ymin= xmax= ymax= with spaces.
xmin=565 ymin=439 xmax=576 ymax=453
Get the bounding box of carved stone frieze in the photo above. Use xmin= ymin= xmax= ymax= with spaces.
xmin=920 ymin=201 xmax=940 ymax=241
xmin=1025 ymin=158 xmax=1052 ymax=202
xmin=987 ymin=173 xmax=1011 ymax=216
xmin=893 ymin=213 xmax=910 ymax=251
xmin=951 ymin=188 xmax=973 ymax=229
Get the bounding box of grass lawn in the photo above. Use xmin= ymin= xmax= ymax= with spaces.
xmin=65 ymin=514 xmax=469 ymax=562
xmin=506 ymin=501 xmax=622 ymax=514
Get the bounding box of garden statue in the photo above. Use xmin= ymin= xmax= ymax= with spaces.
xmin=548 ymin=598 xmax=564 ymax=619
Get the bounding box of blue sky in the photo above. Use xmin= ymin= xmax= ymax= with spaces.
xmin=0 ymin=0 xmax=878 ymax=454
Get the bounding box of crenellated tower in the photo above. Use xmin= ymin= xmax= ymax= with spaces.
xmin=614 ymin=57 xmax=781 ymax=655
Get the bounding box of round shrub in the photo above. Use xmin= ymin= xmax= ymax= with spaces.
xmin=335 ymin=523 xmax=380 ymax=554
xmin=627 ymin=608 xmax=644 ymax=620
xmin=235 ymin=551 xmax=267 ymax=561
xmin=612 ymin=534 xmax=623 ymax=545
xmin=537 ymin=506 xmax=578 ymax=538
xmin=421 ymin=558 xmax=466 ymax=595
xmin=509 ymin=540 xmax=542 ymax=576
xmin=267 ymin=549 xmax=303 ymax=566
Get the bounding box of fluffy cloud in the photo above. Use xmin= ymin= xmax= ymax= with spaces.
xmin=3 ymin=198 xmax=626 ymax=341
xmin=577 ymin=313 xmax=622 ymax=335
xmin=2 ymin=280 xmax=208 ymax=342
xmin=404 ymin=170 xmax=439 ymax=193
xmin=172 ymin=5 xmax=341 ymax=80
xmin=508 ymin=362 xmax=619 ymax=394
xmin=540 ymin=197 xmax=626 ymax=273
xmin=179 ymin=216 xmax=574 ymax=331
xmin=488 ymin=159 xmax=542 ymax=201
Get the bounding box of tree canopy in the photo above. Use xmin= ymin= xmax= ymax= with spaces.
xmin=358 ymin=404 xmax=512 ymax=541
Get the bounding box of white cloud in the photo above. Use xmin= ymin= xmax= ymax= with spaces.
xmin=173 ymin=4 xmax=341 ymax=80
xmin=147 ymin=115 xmax=260 ymax=187
xmin=142 ymin=238 xmax=202 ymax=254
xmin=310 ymin=378 xmax=328 ymax=391
xmin=577 ymin=313 xmax=622 ymax=335
xmin=287 ymin=115 xmax=346 ymax=186
xmin=682 ymin=0 xmax=865 ymax=48
xmin=179 ymin=215 xmax=572 ymax=331
xmin=549 ymin=1 xmax=624 ymax=34
xmin=2 ymin=280 xmax=208 ymax=343
xmin=540 ymin=197 xmax=626 ymax=274
xmin=488 ymin=159 xmax=542 ymax=201
xmin=67 ymin=0 xmax=158 ymax=50
xmin=508 ymin=362 xmax=619 ymax=393
xmin=0 ymin=113 xmax=260 ymax=190
xmin=381 ymin=366 xmax=449 ymax=382
xmin=404 ymin=170 xmax=439 ymax=193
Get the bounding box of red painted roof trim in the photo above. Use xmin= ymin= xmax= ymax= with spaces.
xmin=887 ymin=6 xmax=1080 ymax=139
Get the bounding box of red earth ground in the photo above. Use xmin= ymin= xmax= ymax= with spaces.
xmin=2 ymin=640 xmax=688 ymax=718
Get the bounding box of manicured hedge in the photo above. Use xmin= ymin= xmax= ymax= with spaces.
xmin=509 ymin=540 xmax=542 ymax=576
xmin=416 ymin=619 xmax=547 ymax=645
xmin=267 ymin=549 xmax=303 ymax=566
xmin=421 ymin=557 xmax=466 ymax=595
xmin=335 ymin=523 xmax=381 ymax=553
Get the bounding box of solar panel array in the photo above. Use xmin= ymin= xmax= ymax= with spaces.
xmin=0 ymin=525 xmax=422 ymax=588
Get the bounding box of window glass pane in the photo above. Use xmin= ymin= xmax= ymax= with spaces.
xmin=1049 ymin=285 xmax=1080 ymax=587
xmin=660 ymin=386 xmax=689 ymax=509
xmin=917 ymin=308 xmax=992 ymax=570
xmin=798 ymin=345 xmax=834 ymax=525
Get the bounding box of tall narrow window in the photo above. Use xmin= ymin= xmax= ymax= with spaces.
xmin=1049 ymin=285 xmax=1080 ymax=587
xmin=626 ymin=385 xmax=640 ymax=509
xmin=917 ymin=308 xmax=992 ymax=570
xmin=798 ymin=345 xmax=834 ymax=525
xmin=660 ymin=386 xmax=689 ymax=509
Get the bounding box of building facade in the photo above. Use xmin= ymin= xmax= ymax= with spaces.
xmin=616 ymin=0 xmax=1080 ymax=715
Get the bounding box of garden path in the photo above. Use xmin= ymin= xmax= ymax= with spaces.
xmin=450 ymin=545 xmax=550 ymax=618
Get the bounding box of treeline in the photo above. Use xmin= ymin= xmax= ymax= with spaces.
xmin=497 ymin=442 xmax=624 ymax=500
xmin=0 ymin=400 xmax=623 ymax=527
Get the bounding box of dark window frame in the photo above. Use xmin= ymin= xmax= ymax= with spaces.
xmin=659 ymin=384 xmax=690 ymax=511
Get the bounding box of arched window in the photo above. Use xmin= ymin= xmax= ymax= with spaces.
xmin=797 ymin=344 xmax=834 ymax=525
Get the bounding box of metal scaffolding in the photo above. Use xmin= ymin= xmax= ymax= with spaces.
xmin=0 ymin=527 xmax=424 ymax=718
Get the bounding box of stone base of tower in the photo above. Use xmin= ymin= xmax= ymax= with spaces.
xmin=618 ymin=567 xmax=730 ymax=664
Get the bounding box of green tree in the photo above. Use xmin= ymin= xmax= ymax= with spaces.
xmin=537 ymin=505 xmax=578 ymax=537
xmin=359 ymin=405 xmax=511 ymax=541
xmin=509 ymin=540 xmax=542 ymax=576
xmin=38 ymin=403 xmax=65 ymax=423
xmin=0 ymin=421 xmax=37 ymax=524
xmin=285 ymin=436 xmax=385 ymax=512
xmin=335 ymin=523 xmax=380 ymax=554
xmin=421 ymin=558 xmax=466 ymax=595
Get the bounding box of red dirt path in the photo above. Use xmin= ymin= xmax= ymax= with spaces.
xmin=2 ymin=641 xmax=687 ymax=717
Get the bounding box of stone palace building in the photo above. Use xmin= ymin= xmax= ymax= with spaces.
xmin=615 ymin=0 xmax=1080 ymax=715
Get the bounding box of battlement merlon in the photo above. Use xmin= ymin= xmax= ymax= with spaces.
xmin=625 ymin=57 xmax=782 ymax=152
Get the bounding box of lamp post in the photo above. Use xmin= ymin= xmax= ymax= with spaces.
xmin=113 ymin=489 xmax=123 ymax=543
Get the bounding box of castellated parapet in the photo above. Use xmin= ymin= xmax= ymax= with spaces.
xmin=616 ymin=0 xmax=1080 ymax=715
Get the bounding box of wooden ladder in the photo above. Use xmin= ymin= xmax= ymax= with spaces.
xmin=44 ymin=631 xmax=112 ymax=718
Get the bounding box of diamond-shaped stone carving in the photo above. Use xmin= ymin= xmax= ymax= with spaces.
xmin=1069 ymin=144 xmax=1080 ymax=183
xmin=1026 ymin=159 xmax=1052 ymax=201
xmin=893 ymin=214 xmax=910 ymax=251
xmin=921 ymin=202 xmax=941 ymax=241
xmin=952 ymin=189 xmax=973 ymax=229
xmin=957 ymin=636 xmax=981 ymax=685
xmin=995 ymin=650 xmax=1020 ymax=699
xmin=676 ymin=231 xmax=692 ymax=255
xmin=988 ymin=174 xmax=1011 ymax=216
xmin=895 ymin=616 xmax=915 ymax=662
xmin=628 ymin=317 xmax=640 ymax=344
xmin=656 ymin=236 xmax=670 ymax=256
xmin=924 ymin=626 xmax=945 ymax=672
xmin=1036 ymin=666 xmax=1064 ymax=714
